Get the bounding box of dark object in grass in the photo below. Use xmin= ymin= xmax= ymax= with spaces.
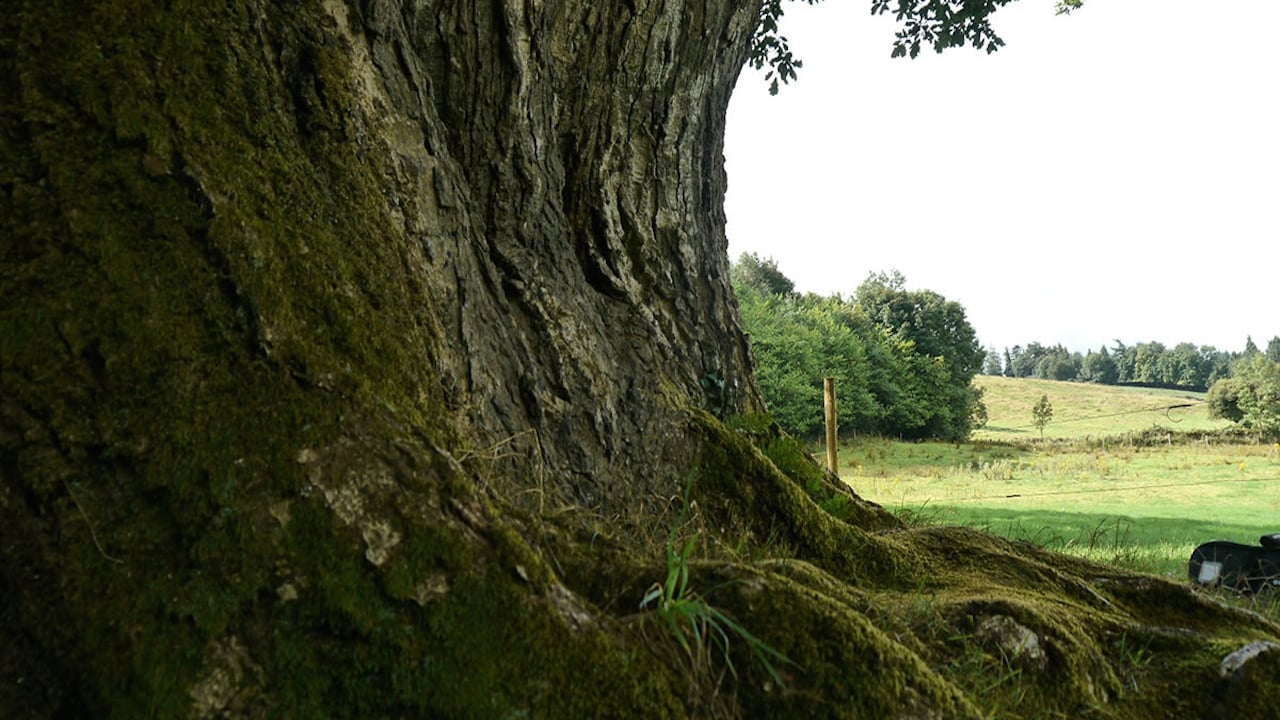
xmin=1189 ymin=537 xmax=1280 ymax=593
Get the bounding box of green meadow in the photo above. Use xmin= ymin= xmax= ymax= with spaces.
xmin=973 ymin=374 xmax=1229 ymax=439
xmin=837 ymin=377 xmax=1280 ymax=580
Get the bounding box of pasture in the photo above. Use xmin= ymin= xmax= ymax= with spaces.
xmin=837 ymin=377 xmax=1280 ymax=580
xmin=971 ymin=374 xmax=1229 ymax=440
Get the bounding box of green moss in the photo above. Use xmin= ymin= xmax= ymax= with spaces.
xmin=692 ymin=411 xmax=912 ymax=585
xmin=381 ymin=525 xmax=469 ymax=601
xmin=665 ymin=560 xmax=981 ymax=719
xmin=238 ymin=489 xmax=695 ymax=719
xmin=3 ymin=0 xmax=461 ymax=708
xmin=669 ymin=412 xmax=1280 ymax=718
xmin=48 ymin=476 xmax=692 ymax=718
xmin=12 ymin=0 xmax=451 ymax=432
xmin=1217 ymin=643 xmax=1280 ymax=718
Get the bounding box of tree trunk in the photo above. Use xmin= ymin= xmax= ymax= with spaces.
xmin=4 ymin=1 xmax=1279 ymax=718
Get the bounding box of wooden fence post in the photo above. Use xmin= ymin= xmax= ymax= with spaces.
xmin=824 ymin=377 xmax=838 ymax=475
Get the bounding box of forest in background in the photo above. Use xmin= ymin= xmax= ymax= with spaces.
xmin=733 ymin=254 xmax=983 ymax=441
xmin=989 ymin=336 xmax=1280 ymax=391
xmin=736 ymin=253 xmax=1280 ymax=441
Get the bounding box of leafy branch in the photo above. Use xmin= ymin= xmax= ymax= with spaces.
xmin=870 ymin=0 xmax=1014 ymax=59
xmin=751 ymin=0 xmax=1089 ymax=92
xmin=748 ymin=0 xmax=823 ymax=95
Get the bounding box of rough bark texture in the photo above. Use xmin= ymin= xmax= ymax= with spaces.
xmin=4 ymin=1 xmax=1280 ymax=718
xmin=375 ymin=0 xmax=765 ymax=509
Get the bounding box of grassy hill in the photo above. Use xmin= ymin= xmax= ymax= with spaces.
xmin=835 ymin=377 xmax=1275 ymax=579
xmin=970 ymin=374 xmax=1230 ymax=441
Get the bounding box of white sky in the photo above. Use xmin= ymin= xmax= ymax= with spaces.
xmin=724 ymin=0 xmax=1279 ymax=355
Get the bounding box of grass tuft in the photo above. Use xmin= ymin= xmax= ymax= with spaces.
xmin=640 ymin=476 xmax=795 ymax=687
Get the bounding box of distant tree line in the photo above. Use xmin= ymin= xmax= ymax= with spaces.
xmin=984 ymin=336 xmax=1280 ymax=392
xmin=733 ymin=254 xmax=984 ymax=442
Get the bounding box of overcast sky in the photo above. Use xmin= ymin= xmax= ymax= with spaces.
xmin=724 ymin=0 xmax=1279 ymax=356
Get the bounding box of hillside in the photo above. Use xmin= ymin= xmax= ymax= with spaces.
xmin=841 ymin=377 xmax=1268 ymax=578
xmin=971 ymin=375 xmax=1230 ymax=441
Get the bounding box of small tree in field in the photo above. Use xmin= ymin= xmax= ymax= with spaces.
xmin=1032 ymin=394 xmax=1054 ymax=440
xmin=970 ymin=385 xmax=989 ymax=429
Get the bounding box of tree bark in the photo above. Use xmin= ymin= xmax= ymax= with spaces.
xmin=374 ymin=0 xmax=767 ymax=509
xmin=4 ymin=1 xmax=1279 ymax=718
xmin=0 ymin=0 xmax=777 ymax=714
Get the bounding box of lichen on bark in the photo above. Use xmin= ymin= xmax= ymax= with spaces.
xmin=4 ymin=1 xmax=1280 ymax=718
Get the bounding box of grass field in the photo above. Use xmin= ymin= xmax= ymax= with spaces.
xmin=835 ymin=377 xmax=1280 ymax=580
xmin=971 ymin=375 xmax=1229 ymax=440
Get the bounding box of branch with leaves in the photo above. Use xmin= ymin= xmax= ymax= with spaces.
xmin=750 ymin=0 xmax=1086 ymax=92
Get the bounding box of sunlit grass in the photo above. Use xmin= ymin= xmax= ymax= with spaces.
xmin=970 ymin=375 xmax=1230 ymax=440
xmin=843 ymin=439 xmax=1280 ymax=578
xmin=831 ymin=381 xmax=1280 ymax=579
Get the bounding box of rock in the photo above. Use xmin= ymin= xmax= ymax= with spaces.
xmin=974 ymin=614 xmax=1048 ymax=672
